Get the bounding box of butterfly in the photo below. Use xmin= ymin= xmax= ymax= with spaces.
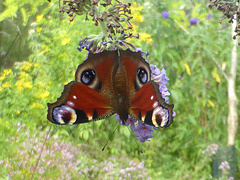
xmin=47 ymin=49 xmax=174 ymax=128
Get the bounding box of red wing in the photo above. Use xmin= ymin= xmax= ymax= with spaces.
xmin=47 ymin=81 xmax=114 ymax=125
xmin=129 ymin=81 xmax=174 ymax=128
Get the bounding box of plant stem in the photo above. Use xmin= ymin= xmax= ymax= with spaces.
xmin=30 ymin=126 xmax=52 ymax=179
xmin=227 ymin=13 xmax=238 ymax=146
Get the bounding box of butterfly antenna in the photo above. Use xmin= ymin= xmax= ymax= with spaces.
xmin=102 ymin=123 xmax=120 ymax=151
xmin=127 ymin=126 xmax=143 ymax=153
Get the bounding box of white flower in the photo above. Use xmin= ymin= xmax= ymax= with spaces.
xmin=28 ymin=29 xmax=35 ymax=34
xmin=30 ymin=22 xmax=37 ymax=26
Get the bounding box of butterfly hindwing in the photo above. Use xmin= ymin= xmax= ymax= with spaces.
xmin=130 ymin=81 xmax=174 ymax=128
xmin=47 ymin=81 xmax=114 ymax=125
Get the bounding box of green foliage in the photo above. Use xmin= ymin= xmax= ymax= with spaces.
xmin=0 ymin=0 xmax=240 ymax=179
xmin=0 ymin=0 xmax=49 ymax=67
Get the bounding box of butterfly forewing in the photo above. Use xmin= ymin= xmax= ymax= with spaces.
xmin=47 ymin=82 xmax=114 ymax=125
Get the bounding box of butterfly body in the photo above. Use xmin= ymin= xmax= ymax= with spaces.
xmin=47 ymin=49 xmax=174 ymax=128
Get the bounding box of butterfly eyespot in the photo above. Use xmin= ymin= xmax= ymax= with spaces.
xmin=137 ymin=68 xmax=148 ymax=84
xmin=81 ymin=69 xmax=96 ymax=85
xmin=152 ymin=107 xmax=169 ymax=127
xmin=53 ymin=105 xmax=77 ymax=124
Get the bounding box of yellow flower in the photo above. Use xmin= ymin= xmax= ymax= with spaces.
xmin=212 ymin=68 xmax=221 ymax=83
xmin=213 ymin=72 xmax=221 ymax=83
xmin=15 ymin=80 xmax=23 ymax=91
xmin=19 ymin=71 xmax=31 ymax=80
xmin=130 ymin=23 xmax=138 ymax=34
xmin=5 ymin=121 xmax=9 ymax=125
xmin=16 ymin=110 xmax=20 ymax=114
xmin=139 ymin=33 xmax=152 ymax=45
xmin=0 ymin=69 xmax=12 ymax=81
xmin=2 ymin=82 xmax=11 ymax=88
xmin=131 ymin=2 xmax=144 ymax=22
xmin=36 ymin=14 xmax=43 ymax=22
xmin=132 ymin=2 xmax=143 ymax=11
xmin=39 ymin=47 xmax=48 ymax=55
xmin=37 ymin=27 xmax=42 ymax=33
xmin=40 ymin=90 xmax=50 ymax=99
xmin=23 ymin=81 xmax=33 ymax=89
xmin=61 ymin=38 xmax=71 ymax=45
xmin=208 ymin=100 xmax=215 ymax=108
xmin=0 ymin=117 xmax=2 ymax=123
xmin=184 ymin=63 xmax=191 ymax=75
xmin=3 ymin=69 xmax=12 ymax=75
xmin=31 ymin=102 xmax=44 ymax=109
xmin=38 ymin=82 xmax=45 ymax=88
xmin=20 ymin=62 xmax=33 ymax=71
xmin=134 ymin=13 xmax=143 ymax=23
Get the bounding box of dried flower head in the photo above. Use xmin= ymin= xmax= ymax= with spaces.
xmin=209 ymin=0 xmax=240 ymax=44
xmin=56 ymin=0 xmax=141 ymax=52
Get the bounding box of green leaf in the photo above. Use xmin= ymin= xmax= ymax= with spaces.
xmin=20 ymin=8 xmax=28 ymax=26
xmin=82 ymin=131 xmax=89 ymax=141
xmin=0 ymin=5 xmax=18 ymax=22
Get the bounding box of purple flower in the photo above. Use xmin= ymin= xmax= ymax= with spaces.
xmin=207 ymin=14 xmax=213 ymax=20
xmin=150 ymin=65 xmax=161 ymax=77
xmin=134 ymin=122 xmax=154 ymax=143
xmin=162 ymin=11 xmax=169 ymax=19
xmin=126 ymin=118 xmax=137 ymax=130
xmin=202 ymin=144 xmax=218 ymax=155
xmin=115 ymin=114 xmax=137 ymax=130
xmin=219 ymin=161 xmax=230 ymax=170
xmin=184 ymin=174 xmax=190 ymax=179
xmin=152 ymin=68 xmax=169 ymax=85
xmin=219 ymin=161 xmax=231 ymax=175
xmin=135 ymin=48 xmax=142 ymax=52
xmin=151 ymin=67 xmax=171 ymax=101
xmin=159 ymin=84 xmax=170 ymax=101
xmin=172 ymin=111 xmax=176 ymax=117
xmin=115 ymin=114 xmax=124 ymax=125
xmin=189 ymin=18 xmax=198 ymax=25
xmin=137 ymin=162 xmax=144 ymax=169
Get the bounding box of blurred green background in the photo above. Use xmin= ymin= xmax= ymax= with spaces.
xmin=0 ymin=0 xmax=239 ymax=179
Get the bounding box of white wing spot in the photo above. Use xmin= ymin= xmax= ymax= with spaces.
xmin=153 ymin=101 xmax=158 ymax=108
xmin=66 ymin=101 xmax=74 ymax=107
xmin=151 ymin=96 xmax=154 ymax=100
xmin=73 ymin=95 xmax=77 ymax=99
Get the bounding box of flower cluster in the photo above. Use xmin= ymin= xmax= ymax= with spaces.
xmin=2 ymin=123 xmax=149 ymax=179
xmin=209 ymin=0 xmax=240 ymax=43
xmin=201 ymin=144 xmax=218 ymax=156
xmin=57 ymin=0 xmax=141 ymax=53
xmin=115 ymin=63 xmax=173 ymax=143
xmin=150 ymin=65 xmax=171 ymax=101
xmin=218 ymin=161 xmax=234 ymax=179
xmin=116 ymin=114 xmax=155 ymax=143
xmin=219 ymin=161 xmax=230 ymax=174
xmin=118 ymin=161 xmax=149 ymax=179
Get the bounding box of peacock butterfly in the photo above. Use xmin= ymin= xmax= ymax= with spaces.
xmin=47 ymin=49 xmax=174 ymax=128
